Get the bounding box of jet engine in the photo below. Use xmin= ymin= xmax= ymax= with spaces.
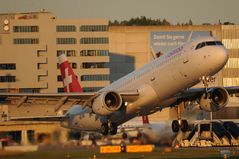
xmin=92 ymin=91 xmax=123 ymax=116
xmin=199 ymin=87 xmax=229 ymax=112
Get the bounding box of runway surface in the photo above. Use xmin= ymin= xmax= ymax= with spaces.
xmin=1 ymin=146 xmax=239 ymax=159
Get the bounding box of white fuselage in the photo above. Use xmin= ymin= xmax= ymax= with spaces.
xmin=67 ymin=37 xmax=228 ymax=131
xmin=119 ymin=118 xmax=174 ymax=144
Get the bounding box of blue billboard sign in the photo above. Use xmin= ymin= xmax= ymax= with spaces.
xmin=150 ymin=31 xmax=211 ymax=55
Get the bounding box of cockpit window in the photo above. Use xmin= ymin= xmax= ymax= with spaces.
xmin=215 ymin=41 xmax=223 ymax=45
xmin=195 ymin=41 xmax=223 ymax=50
xmin=206 ymin=41 xmax=216 ymax=46
xmin=195 ymin=42 xmax=205 ymax=50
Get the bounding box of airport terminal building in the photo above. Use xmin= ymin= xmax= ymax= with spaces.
xmin=0 ymin=11 xmax=109 ymax=93
xmin=0 ymin=11 xmax=239 ymax=145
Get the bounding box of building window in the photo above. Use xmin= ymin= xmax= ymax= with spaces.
xmin=56 ymin=25 xmax=76 ymax=32
xmin=57 ymin=63 xmax=77 ymax=69
xmin=13 ymin=38 xmax=39 ymax=44
xmin=83 ymin=87 xmax=103 ymax=92
xmin=58 ymin=88 xmax=64 ymax=93
xmin=57 ymin=75 xmax=62 ymax=81
xmin=82 ymin=62 xmax=107 ymax=69
xmin=80 ymin=25 xmax=108 ymax=32
xmin=225 ymin=58 xmax=239 ymax=68
xmin=57 ymin=50 xmax=76 ymax=56
xmin=80 ymin=50 xmax=108 ymax=56
xmin=72 ymin=63 xmax=77 ymax=69
xmin=66 ymin=50 xmax=76 ymax=56
xmin=81 ymin=75 xmax=109 ymax=81
xmin=0 ymin=63 xmax=16 ymax=70
xmin=13 ymin=26 xmax=39 ymax=32
xmin=57 ymin=50 xmax=65 ymax=56
xmin=27 ymin=130 xmax=35 ymax=144
xmin=0 ymin=75 xmax=16 ymax=82
xmin=57 ymin=38 xmax=76 ymax=44
xmin=19 ymin=88 xmax=40 ymax=93
xmin=80 ymin=37 xmax=108 ymax=44
xmin=223 ymin=78 xmax=239 ymax=86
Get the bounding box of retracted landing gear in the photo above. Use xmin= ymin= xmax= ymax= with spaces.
xmin=100 ymin=123 xmax=109 ymax=136
xmin=171 ymin=101 xmax=189 ymax=133
xmin=100 ymin=122 xmax=118 ymax=136
xmin=172 ymin=119 xmax=188 ymax=132
xmin=109 ymin=122 xmax=118 ymax=135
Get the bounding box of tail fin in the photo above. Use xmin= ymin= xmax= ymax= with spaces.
xmin=142 ymin=115 xmax=149 ymax=125
xmin=58 ymin=54 xmax=83 ymax=93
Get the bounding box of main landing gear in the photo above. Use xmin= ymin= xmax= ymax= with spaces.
xmin=171 ymin=101 xmax=189 ymax=133
xmin=172 ymin=119 xmax=188 ymax=132
xmin=100 ymin=122 xmax=118 ymax=136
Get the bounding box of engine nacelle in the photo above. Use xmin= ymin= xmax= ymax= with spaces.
xmin=92 ymin=91 xmax=123 ymax=116
xmin=199 ymin=87 xmax=229 ymax=112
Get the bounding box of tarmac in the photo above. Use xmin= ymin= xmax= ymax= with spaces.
xmin=1 ymin=145 xmax=239 ymax=159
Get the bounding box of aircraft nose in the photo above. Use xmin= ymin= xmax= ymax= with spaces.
xmin=216 ymin=46 xmax=228 ymax=67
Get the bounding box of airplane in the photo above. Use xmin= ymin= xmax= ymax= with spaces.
xmin=118 ymin=116 xmax=175 ymax=145
xmin=140 ymin=120 xmax=175 ymax=145
xmin=1 ymin=36 xmax=238 ymax=137
xmin=58 ymin=53 xmax=175 ymax=144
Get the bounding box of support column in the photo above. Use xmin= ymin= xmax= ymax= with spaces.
xmin=21 ymin=130 xmax=29 ymax=145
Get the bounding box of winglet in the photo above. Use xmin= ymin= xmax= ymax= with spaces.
xmin=58 ymin=54 xmax=83 ymax=92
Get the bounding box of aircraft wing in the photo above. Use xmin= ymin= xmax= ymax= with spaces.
xmin=10 ymin=115 xmax=67 ymax=121
xmin=0 ymin=92 xmax=98 ymax=108
xmin=0 ymin=90 xmax=139 ymax=107
xmin=174 ymin=86 xmax=239 ymax=102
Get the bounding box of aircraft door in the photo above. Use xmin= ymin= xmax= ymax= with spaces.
xmin=179 ymin=50 xmax=191 ymax=82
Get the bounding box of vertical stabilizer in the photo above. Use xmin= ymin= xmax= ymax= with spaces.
xmin=142 ymin=115 xmax=150 ymax=125
xmin=58 ymin=54 xmax=83 ymax=92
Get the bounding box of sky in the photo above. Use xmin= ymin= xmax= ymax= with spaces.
xmin=0 ymin=0 xmax=238 ymax=25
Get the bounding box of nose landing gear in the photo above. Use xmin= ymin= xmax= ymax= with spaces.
xmin=199 ymin=75 xmax=215 ymax=91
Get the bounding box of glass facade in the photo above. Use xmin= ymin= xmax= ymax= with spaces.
xmin=222 ymin=26 xmax=239 ymax=86
xmin=56 ymin=38 xmax=76 ymax=44
xmin=83 ymin=87 xmax=103 ymax=92
xmin=82 ymin=62 xmax=107 ymax=69
xmin=57 ymin=75 xmax=62 ymax=81
xmin=19 ymin=88 xmax=40 ymax=93
xmin=80 ymin=50 xmax=108 ymax=56
xmin=56 ymin=25 xmax=76 ymax=32
xmin=80 ymin=37 xmax=108 ymax=44
xmin=57 ymin=50 xmax=77 ymax=56
xmin=13 ymin=38 xmax=39 ymax=44
xmin=13 ymin=26 xmax=39 ymax=32
xmin=80 ymin=25 xmax=108 ymax=32
xmin=0 ymin=75 xmax=16 ymax=82
xmin=58 ymin=87 xmax=64 ymax=93
xmin=81 ymin=75 xmax=109 ymax=81
xmin=0 ymin=63 xmax=16 ymax=70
